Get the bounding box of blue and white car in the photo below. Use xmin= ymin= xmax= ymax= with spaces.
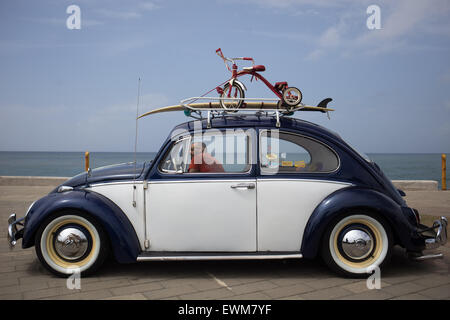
xmin=8 ymin=115 xmax=448 ymax=277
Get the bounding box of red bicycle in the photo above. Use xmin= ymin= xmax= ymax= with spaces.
xmin=215 ymin=48 xmax=303 ymax=111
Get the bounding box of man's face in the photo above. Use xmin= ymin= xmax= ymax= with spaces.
xmin=190 ymin=143 xmax=203 ymax=157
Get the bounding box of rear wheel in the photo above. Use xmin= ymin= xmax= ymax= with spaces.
xmin=282 ymin=87 xmax=302 ymax=111
xmin=35 ymin=211 xmax=109 ymax=277
xmin=321 ymin=213 xmax=393 ymax=277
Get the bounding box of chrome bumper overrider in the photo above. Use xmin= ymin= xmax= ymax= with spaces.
xmin=7 ymin=213 xmax=24 ymax=248
xmin=411 ymin=216 xmax=448 ymax=261
xmin=423 ymin=216 xmax=448 ymax=250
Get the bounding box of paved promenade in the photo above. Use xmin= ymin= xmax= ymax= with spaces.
xmin=0 ymin=180 xmax=448 ymax=300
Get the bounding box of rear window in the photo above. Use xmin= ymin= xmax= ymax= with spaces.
xmin=260 ymin=130 xmax=339 ymax=174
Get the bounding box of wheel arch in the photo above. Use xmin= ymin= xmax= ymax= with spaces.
xmin=300 ymin=186 xmax=415 ymax=259
xmin=22 ymin=190 xmax=141 ymax=263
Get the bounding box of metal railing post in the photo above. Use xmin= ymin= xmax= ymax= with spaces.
xmin=442 ymin=154 xmax=447 ymax=190
xmin=85 ymin=151 xmax=90 ymax=172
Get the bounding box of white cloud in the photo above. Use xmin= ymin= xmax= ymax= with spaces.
xmin=96 ymin=1 xmax=159 ymax=20
xmin=96 ymin=9 xmax=142 ymax=20
xmin=0 ymin=37 xmax=150 ymax=56
xmin=355 ymin=0 xmax=447 ymax=45
xmin=291 ymin=8 xmax=319 ymax=16
xmin=139 ymin=2 xmax=159 ymax=11
xmin=241 ymin=29 xmax=312 ymax=42
xmin=242 ymin=0 xmax=362 ymax=9
xmin=238 ymin=0 xmax=450 ymax=59
xmin=305 ymin=9 xmax=355 ymax=60
xmin=22 ymin=17 xmax=104 ymax=27
xmin=318 ymin=25 xmax=341 ymax=47
xmin=305 ymin=49 xmax=323 ymax=60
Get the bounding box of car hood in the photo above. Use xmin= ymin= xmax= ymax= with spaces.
xmin=54 ymin=162 xmax=147 ymax=190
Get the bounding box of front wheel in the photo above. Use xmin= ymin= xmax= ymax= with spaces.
xmin=35 ymin=211 xmax=109 ymax=277
xmin=282 ymin=87 xmax=302 ymax=111
xmin=220 ymin=82 xmax=244 ymax=111
xmin=321 ymin=213 xmax=393 ymax=278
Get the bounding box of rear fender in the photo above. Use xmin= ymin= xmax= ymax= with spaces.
xmin=300 ymin=187 xmax=421 ymax=259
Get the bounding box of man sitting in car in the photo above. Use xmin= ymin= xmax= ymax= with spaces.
xmin=188 ymin=142 xmax=225 ymax=173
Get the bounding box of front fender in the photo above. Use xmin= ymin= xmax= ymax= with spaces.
xmin=300 ymin=186 xmax=422 ymax=259
xmin=232 ymin=79 xmax=247 ymax=91
xmin=22 ymin=190 xmax=141 ymax=263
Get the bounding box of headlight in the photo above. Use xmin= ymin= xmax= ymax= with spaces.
xmin=57 ymin=186 xmax=74 ymax=193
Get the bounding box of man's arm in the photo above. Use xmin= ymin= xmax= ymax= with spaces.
xmin=188 ymin=160 xmax=199 ymax=173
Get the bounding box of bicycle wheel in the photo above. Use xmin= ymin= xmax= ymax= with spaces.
xmin=220 ymin=82 xmax=244 ymax=111
xmin=282 ymin=87 xmax=302 ymax=111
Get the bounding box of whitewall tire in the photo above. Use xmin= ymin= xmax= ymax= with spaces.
xmin=321 ymin=213 xmax=393 ymax=277
xmin=35 ymin=211 xmax=109 ymax=277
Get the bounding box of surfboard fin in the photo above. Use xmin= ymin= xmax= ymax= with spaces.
xmin=317 ymin=98 xmax=333 ymax=112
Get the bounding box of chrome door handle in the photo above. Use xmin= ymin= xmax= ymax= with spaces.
xmin=231 ymin=183 xmax=255 ymax=189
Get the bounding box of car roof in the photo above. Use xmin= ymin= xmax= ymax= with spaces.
xmin=171 ymin=115 xmax=344 ymax=142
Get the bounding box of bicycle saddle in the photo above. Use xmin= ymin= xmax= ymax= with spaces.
xmin=243 ymin=65 xmax=266 ymax=72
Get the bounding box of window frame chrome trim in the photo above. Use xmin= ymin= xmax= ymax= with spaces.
xmin=157 ymin=129 xmax=255 ymax=176
xmin=258 ymin=129 xmax=341 ymax=175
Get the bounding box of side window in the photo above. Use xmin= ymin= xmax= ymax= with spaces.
xmin=260 ymin=130 xmax=339 ymax=174
xmin=160 ymin=130 xmax=252 ymax=174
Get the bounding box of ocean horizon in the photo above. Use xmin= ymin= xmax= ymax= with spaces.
xmin=0 ymin=151 xmax=448 ymax=189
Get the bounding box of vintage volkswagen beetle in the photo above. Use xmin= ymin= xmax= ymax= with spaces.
xmin=8 ymin=115 xmax=447 ymax=277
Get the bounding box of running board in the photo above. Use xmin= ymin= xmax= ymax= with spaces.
xmin=137 ymin=252 xmax=303 ymax=262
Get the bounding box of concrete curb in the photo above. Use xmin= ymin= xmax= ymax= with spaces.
xmin=391 ymin=180 xmax=438 ymax=191
xmin=0 ymin=176 xmax=69 ymax=186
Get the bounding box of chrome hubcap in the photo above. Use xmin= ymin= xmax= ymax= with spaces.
xmin=341 ymin=229 xmax=374 ymax=260
xmin=54 ymin=227 xmax=89 ymax=260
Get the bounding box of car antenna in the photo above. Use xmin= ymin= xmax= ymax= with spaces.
xmin=132 ymin=77 xmax=141 ymax=207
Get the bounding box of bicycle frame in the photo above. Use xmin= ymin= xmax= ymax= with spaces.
xmin=233 ymin=69 xmax=284 ymax=100
xmin=215 ymin=48 xmax=286 ymax=100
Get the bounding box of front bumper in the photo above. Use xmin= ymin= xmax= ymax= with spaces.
xmin=7 ymin=213 xmax=25 ymax=248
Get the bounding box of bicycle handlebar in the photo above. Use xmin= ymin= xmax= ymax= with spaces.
xmin=216 ymin=48 xmax=255 ymax=71
xmin=216 ymin=48 xmax=228 ymax=61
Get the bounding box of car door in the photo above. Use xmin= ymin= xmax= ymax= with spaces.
xmin=145 ymin=129 xmax=257 ymax=252
xmin=257 ymin=129 xmax=351 ymax=252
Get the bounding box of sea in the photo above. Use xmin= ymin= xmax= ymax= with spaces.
xmin=0 ymin=152 xmax=448 ymax=189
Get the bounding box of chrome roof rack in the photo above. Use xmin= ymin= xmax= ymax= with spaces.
xmin=180 ymin=96 xmax=333 ymax=128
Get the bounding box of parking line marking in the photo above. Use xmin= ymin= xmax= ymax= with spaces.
xmin=206 ymin=272 xmax=232 ymax=291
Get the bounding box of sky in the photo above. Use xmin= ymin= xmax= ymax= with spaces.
xmin=0 ymin=0 xmax=449 ymax=153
